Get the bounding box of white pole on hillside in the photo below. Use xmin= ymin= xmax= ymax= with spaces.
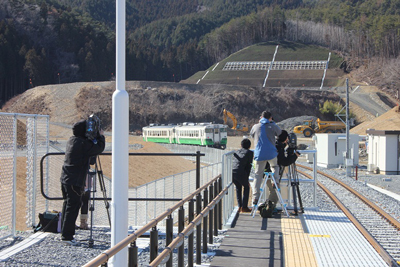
xmin=320 ymin=52 xmax=331 ymax=90
xmin=110 ymin=0 xmax=129 ymax=266
xmin=262 ymin=45 xmax=279 ymax=88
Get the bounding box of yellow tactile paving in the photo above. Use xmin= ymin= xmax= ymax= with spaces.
xmin=282 ymin=217 xmax=318 ymax=267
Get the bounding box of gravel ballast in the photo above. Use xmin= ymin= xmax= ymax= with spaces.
xmin=0 ymin=165 xmax=399 ymax=266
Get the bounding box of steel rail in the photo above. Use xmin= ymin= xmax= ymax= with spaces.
xmin=297 ymin=164 xmax=399 ymax=267
xmin=298 ymin=164 xmax=400 ymax=230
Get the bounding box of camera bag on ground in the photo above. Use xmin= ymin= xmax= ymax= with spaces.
xmin=258 ymin=201 xmax=276 ymax=218
xmin=34 ymin=211 xmax=62 ymax=233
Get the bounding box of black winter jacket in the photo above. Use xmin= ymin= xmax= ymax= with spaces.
xmin=60 ymin=135 xmax=105 ymax=188
xmin=265 ymin=142 xmax=298 ymax=173
xmin=232 ymin=148 xmax=254 ymax=183
xmin=276 ymin=141 xmax=298 ymax=167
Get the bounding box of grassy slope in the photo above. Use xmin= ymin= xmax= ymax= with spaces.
xmin=183 ymin=42 xmax=344 ymax=87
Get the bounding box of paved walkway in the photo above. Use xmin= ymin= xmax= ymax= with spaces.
xmin=210 ymin=209 xmax=388 ymax=267
xmin=210 ymin=213 xmax=284 ymax=266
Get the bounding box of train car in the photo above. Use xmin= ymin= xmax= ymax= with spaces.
xmin=142 ymin=124 xmax=176 ymax=144
xmin=142 ymin=123 xmax=228 ymax=149
xmin=209 ymin=123 xmax=228 ymax=149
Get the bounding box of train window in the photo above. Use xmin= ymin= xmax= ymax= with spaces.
xmin=215 ymin=129 xmax=219 ymax=134
xmin=205 ymin=129 xmax=212 ymax=133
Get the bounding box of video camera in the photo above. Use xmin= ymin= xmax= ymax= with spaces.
xmin=287 ymin=132 xmax=300 ymax=155
xmin=86 ymin=114 xmax=101 ymax=144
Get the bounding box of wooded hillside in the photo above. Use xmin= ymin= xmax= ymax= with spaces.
xmin=1 ymin=0 xmax=400 ymax=106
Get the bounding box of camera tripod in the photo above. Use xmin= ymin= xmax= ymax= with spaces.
xmin=283 ymin=163 xmax=304 ymax=215
xmin=251 ymin=172 xmax=289 ymax=218
xmin=85 ymin=155 xmax=111 ymax=248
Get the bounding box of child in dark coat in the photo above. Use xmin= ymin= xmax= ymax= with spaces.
xmin=232 ymin=138 xmax=254 ymax=213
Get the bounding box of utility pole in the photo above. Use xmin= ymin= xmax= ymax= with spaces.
xmin=345 ymin=79 xmax=351 ymax=177
xmin=336 ymin=79 xmax=352 ymax=177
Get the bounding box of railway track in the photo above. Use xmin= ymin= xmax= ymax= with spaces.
xmin=297 ymin=164 xmax=400 ymax=267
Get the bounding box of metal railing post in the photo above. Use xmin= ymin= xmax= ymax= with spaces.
xmin=178 ymin=206 xmax=185 ymax=267
xmin=202 ymin=188 xmax=209 ymax=253
xmin=166 ymin=215 xmax=173 ymax=267
xmin=209 ymin=183 xmax=214 ymax=244
xmin=150 ymin=226 xmax=158 ymax=262
xmin=128 ymin=241 xmax=138 ymax=267
xmin=213 ymin=181 xmax=218 ymax=236
xmin=196 ymin=193 xmax=202 ymax=264
xmin=188 ymin=199 xmax=194 ymax=267
xmin=218 ymin=178 xmax=223 ymax=230
xmin=196 ymin=151 xmax=201 ymax=189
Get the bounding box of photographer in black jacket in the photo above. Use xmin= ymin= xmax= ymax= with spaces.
xmin=60 ymin=116 xmax=105 ymax=246
xmin=264 ymin=130 xmax=299 ymax=217
xmin=276 ymin=130 xmax=300 ymax=167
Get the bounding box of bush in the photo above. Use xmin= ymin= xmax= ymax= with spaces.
xmin=319 ymin=100 xmax=355 ymax=120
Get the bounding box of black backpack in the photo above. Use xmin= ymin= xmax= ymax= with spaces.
xmin=258 ymin=201 xmax=275 ymax=218
xmin=34 ymin=211 xmax=61 ymax=233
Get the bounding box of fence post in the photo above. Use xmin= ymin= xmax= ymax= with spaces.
xmin=128 ymin=241 xmax=138 ymax=267
xmin=209 ymin=183 xmax=214 ymax=244
xmin=150 ymin=226 xmax=158 ymax=262
xmin=196 ymin=193 xmax=202 ymax=265
xmin=178 ymin=206 xmax=185 ymax=267
xmin=196 ymin=151 xmax=201 ymax=189
xmin=202 ymin=188 xmax=209 ymax=253
xmin=188 ymin=199 xmax=194 ymax=267
xmin=213 ymin=181 xmax=218 ymax=236
xmin=166 ymin=215 xmax=173 ymax=267
xmin=218 ymin=177 xmax=223 ymax=230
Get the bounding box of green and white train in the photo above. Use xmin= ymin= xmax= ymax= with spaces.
xmin=142 ymin=122 xmax=228 ymax=149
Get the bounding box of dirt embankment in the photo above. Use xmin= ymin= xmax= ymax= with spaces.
xmin=2 ymin=81 xmax=346 ymax=133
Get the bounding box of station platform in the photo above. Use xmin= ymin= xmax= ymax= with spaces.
xmin=210 ymin=209 xmax=388 ymax=267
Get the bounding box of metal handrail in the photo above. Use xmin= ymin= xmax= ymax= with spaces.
xmin=149 ymin=182 xmax=230 ymax=266
xmin=39 ymin=151 xmax=205 ymax=201
xmin=83 ymin=174 xmax=225 ymax=267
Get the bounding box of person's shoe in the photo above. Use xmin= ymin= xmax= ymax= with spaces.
xmin=253 ymin=199 xmax=259 ymax=205
xmin=240 ymin=207 xmax=252 ymax=213
xmin=238 ymin=207 xmax=242 ymax=213
xmin=79 ymin=219 xmax=90 ymax=230
xmin=62 ymin=239 xmax=80 ymax=246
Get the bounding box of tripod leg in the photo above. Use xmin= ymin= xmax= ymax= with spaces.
xmin=290 ymin=165 xmax=298 ymax=215
xmin=89 ymin=182 xmax=95 ymax=248
xmin=296 ymin=184 xmax=304 ymax=213
xmin=269 ymin=172 xmax=289 ymax=217
xmin=95 ymin=157 xmax=111 ymax=227
xmin=252 ymin=175 xmax=268 ymax=218
xmin=293 ymin=163 xmax=304 ymax=213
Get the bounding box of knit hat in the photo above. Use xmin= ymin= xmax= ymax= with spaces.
xmin=72 ymin=119 xmax=87 ymax=138
xmin=278 ymin=130 xmax=289 ymax=143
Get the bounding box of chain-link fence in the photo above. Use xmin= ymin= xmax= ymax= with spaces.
xmin=128 ymin=161 xmax=223 ymax=226
xmin=151 ymin=144 xmax=235 ymax=226
xmin=1 ymin=112 xmax=234 ymax=236
xmin=0 ymin=113 xmax=49 ymax=239
xmin=43 ymin=148 xmax=234 ymax=228
xmin=0 ymin=114 xmax=17 ymax=239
